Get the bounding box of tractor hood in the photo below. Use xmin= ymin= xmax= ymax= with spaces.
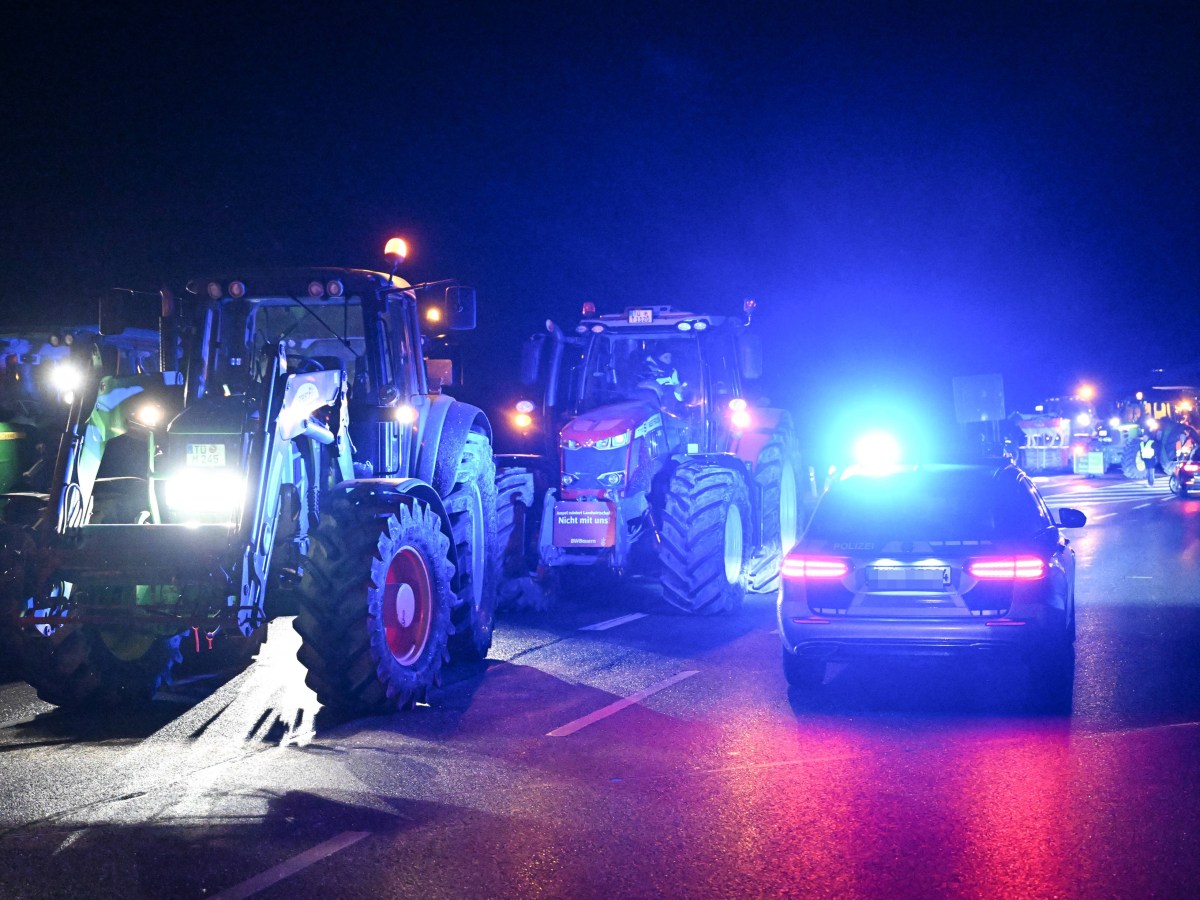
xmin=560 ymin=400 xmax=659 ymax=447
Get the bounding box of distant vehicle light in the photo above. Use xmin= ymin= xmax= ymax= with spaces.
xmin=228 ymin=280 xmax=247 ymax=300
xmin=1109 ymin=417 xmax=1121 ymax=428
xmin=395 ymin=404 xmax=418 ymax=425
xmin=1180 ymin=400 xmax=1194 ymax=413
xmin=1146 ymin=418 xmax=1160 ymax=431
xmin=1078 ymin=384 xmax=1096 ymax=401
xmin=782 ymin=556 xmax=849 ymax=579
xmin=384 ymin=237 xmax=408 ymax=260
xmin=968 ymin=557 xmax=1046 ymax=580
xmin=1076 ymin=413 xmax=1091 ymax=427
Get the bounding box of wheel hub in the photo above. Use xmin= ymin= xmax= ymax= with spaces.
xmin=383 ymin=545 xmax=433 ymax=666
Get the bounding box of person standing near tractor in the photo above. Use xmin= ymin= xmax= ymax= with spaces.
xmin=1140 ymin=431 xmax=1158 ymax=486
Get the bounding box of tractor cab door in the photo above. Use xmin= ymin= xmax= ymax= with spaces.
xmin=700 ymin=331 xmax=742 ymax=453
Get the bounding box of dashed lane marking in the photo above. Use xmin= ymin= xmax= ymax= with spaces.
xmin=579 ymin=613 xmax=648 ymax=631
xmin=547 ymin=670 xmax=699 ymax=737
xmin=1133 ymin=503 xmax=1151 ymax=509
xmin=210 ymin=831 xmax=370 ymax=900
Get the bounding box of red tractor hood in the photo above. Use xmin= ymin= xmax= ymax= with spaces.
xmin=560 ymin=400 xmax=659 ymax=445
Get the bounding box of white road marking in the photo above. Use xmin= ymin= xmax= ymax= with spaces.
xmin=579 ymin=613 xmax=648 ymax=631
xmin=547 ymin=670 xmax=699 ymax=737
xmin=1133 ymin=503 xmax=1151 ymax=509
xmin=1089 ymin=512 xmax=1116 ymax=520
xmin=1128 ymin=576 xmax=1153 ymax=580
xmin=211 ymin=831 xmax=370 ymax=900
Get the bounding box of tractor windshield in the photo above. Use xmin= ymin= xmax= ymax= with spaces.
xmin=577 ymin=333 xmax=701 ymax=413
xmin=246 ymin=299 xmax=366 ymax=374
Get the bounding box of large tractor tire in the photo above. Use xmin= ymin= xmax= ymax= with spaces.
xmin=295 ymin=496 xmax=454 ymax=715
xmin=494 ymin=467 xmax=538 ymax=609
xmin=1120 ymin=439 xmax=1144 ymax=480
xmin=744 ymin=436 xmax=801 ymax=594
xmin=659 ymin=462 xmax=752 ymax=614
xmin=14 ymin=594 xmax=184 ymax=708
xmin=446 ymin=432 xmax=499 ymax=662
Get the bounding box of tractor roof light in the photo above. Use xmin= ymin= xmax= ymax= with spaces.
xmin=677 ymin=321 xmax=693 ymax=332
xmin=425 ymin=307 xmax=443 ymax=324
xmin=228 ymin=280 xmax=247 ymax=300
xmin=384 ymin=237 xmax=409 ymax=262
xmin=693 ymin=319 xmax=708 ymax=331
xmin=581 ymin=301 xmax=597 ymax=316
xmin=515 ymin=400 xmax=535 ymax=414
xmin=206 ymin=281 xmax=224 ymax=300
xmin=326 ymin=279 xmax=344 ymax=298
xmin=307 ymin=280 xmax=325 ymax=298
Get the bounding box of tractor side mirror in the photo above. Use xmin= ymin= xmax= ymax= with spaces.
xmin=520 ymin=333 xmax=546 ymax=386
xmin=738 ymin=335 xmax=763 ymax=381
xmin=98 ymin=289 xmax=128 ymax=336
xmin=443 ymin=285 xmax=476 ymax=330
xmin=419 ymin=285 xmax=477 ymax=333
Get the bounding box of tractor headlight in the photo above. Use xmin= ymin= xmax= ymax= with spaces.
xmin=50 ymin=361 xmax=84 ymax=395
xmin=597 ymin=471 xmax=626 ymax=488
xmin=165 ymin=471 xmax=245 ymax=523
xmin=593 ymin=431 xmax=631 ymax=451
xmin=561 ymin=473 xmax=578 ymax=487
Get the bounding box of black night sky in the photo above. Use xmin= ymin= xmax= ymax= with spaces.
xmin=4 ymin=2 xmax=1199 ymax=455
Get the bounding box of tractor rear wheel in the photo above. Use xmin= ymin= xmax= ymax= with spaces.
xmin=745 ymin=436 xmax=801 ymax=594
xmin=447 ymin=432 xmax=499 ymax=662
xmin=659 ymin=463 xmax=751 ymax=614
xmin=494 ymin=467 xmax=537 ymax=609
xmin=295 ymin=496 xmax=454 ymax=714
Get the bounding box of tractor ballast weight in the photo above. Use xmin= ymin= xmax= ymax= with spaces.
xmin=2 ymin=264 xmax=519 ymax=713
xmin=509 ymin=302 xmax=800 ymax=613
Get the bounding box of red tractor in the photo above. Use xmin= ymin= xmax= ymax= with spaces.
xmin=506 ymin=302 xmax=801 ymax=613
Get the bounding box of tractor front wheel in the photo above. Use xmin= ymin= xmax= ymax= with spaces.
xmin=295 ymin=496 xmax=454 ymax=715
xmin=14 ymin=599 xmax=184 ymax=708
xmin=659 ymin=463 xmax=751 ymax=614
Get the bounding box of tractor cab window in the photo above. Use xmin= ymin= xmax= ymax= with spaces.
xmin=247 ymin=299 xmax=366 ymax=378
xmin=578 ymin=334 xmax=700 ymax=412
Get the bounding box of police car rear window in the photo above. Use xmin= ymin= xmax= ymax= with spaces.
xmin=805 ymin=468 xmax=1049 ymax=542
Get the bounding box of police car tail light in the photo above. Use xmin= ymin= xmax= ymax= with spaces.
xmin=968 ymin=557 xmax=1045 ymax=580
xmin=782 ymin=556 xmax=849 ymax=579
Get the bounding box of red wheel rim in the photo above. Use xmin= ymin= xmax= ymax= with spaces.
xmin=382 ymin=546 xmax=433 ymax=666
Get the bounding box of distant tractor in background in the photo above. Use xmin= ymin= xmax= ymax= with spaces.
xmin=501 ymin=301 xmax=801 ymax=614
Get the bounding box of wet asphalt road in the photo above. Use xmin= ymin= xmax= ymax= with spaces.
xmin=1 ymin=472 xmax=1199 ymax=898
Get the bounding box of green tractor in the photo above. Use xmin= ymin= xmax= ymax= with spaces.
xmin=2 ymin=247 xmax=524 ymax=713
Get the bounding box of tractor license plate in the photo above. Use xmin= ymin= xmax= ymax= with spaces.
xmin=553 ymin=501 xmax=616 ymax=548
xmin=627 ymin=308 xmax=653 ymax=324
xmin=186 ymin=443 xmax=226 ymax=467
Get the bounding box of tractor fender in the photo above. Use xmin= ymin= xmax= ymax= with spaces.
xmin=415 ymin=397 xmax=493 ymax=498
xmin=332 ymin=477 xmax=458 ymax=575
xmin=730 ymin=408 xmax=793 ymax=469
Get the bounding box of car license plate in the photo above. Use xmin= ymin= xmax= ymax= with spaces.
xmin=867 ymin=565 xmax=951 ymax=591
xmin=552 ymin=501 xmax=616 ymax=547
xmin=626 ymin=308 xmax=653 ymax=325
xmin=186 ymin=443 xmax=226 ymax=467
